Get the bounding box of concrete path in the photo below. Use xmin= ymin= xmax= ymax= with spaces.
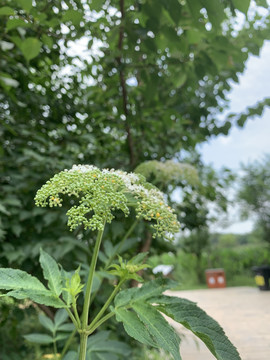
xmin=166 ymin=287 xmax=270 ymax=360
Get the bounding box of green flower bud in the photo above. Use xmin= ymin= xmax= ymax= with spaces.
xmin=35 ymin=165 xmax=180 ymax=239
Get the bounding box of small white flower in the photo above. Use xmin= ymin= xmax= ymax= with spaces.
xmin=70 ymin=164 xmax=99 ymax=173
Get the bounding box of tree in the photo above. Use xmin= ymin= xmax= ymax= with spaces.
xmin=1 ymin=1 xmax=270 ymax=264
xmin=1 ymin=1 xmax=270 ymax=355
xmin=238 ymin=154 xmax=270 ymax=244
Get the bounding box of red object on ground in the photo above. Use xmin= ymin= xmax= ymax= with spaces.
xmin=205 ymin=268 xmax=226 ymax=288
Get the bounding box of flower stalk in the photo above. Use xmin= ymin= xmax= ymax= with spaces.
xmin=78 ymin=223 xmax=106 ymax=360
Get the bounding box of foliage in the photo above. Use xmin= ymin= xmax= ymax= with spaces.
xmin=114 ymin=279 xmax=240 ymax=360
xmin=179 ymin=227 xmax=210 ymax=283
xmin=0 ymin=296 xmax=41 ymax=360
xmin=0 ymin=167 xmax=241 ymax=360
xmin=237 ymin=154 xmax=270 ymax=244
xmin=1 ymin=0 xmax=270 ymax=358
xmin=209 ymin=244 xmax=270 ymax=282
xmin=135 ymin=160 xmax=199 ymax=190
xmin=24 ymin=309 xmax=75 ymax=347
xmin=1 ymin=0 xmax=270 ymax=272
xmin=167 ymin=242 xmax=270 ymax=288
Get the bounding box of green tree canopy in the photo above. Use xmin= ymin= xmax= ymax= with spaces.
xmin=1 ymin=0 xmax=270 ymax=268
xmin=238 ymin=154 xmax=270 ymax=244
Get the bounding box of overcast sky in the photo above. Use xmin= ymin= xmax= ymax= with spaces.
xmin=199 ymin=41 xmax=270 ymax=233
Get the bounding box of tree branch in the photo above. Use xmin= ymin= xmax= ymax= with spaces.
xmin=117 ymin=0 xmax=136 ymax=168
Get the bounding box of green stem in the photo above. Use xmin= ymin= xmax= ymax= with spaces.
xmin=81 ymin=223 xmax=105 ymax=329
xmin=66 ymin=308 xmax=80 ymax=329
xmin=53 ymin=338 xmax=57 ymax=355
xmin=72 ymin=301 xmax=81 ymax=328
xmin=87 ymin=312 xmax=115 ymax=335
xmin=89 ymin=219 xmax=138 ymax=307
xmin=89 ymin=278 xmax=125 ymax=330
xmin=78 ymin=222 xmax=106 ymax=360
xmin=78 ymin=331 xmax=88 ymax=360
xmin=60 ymin=329 xmax=76 ymax=359
xmin=105 ymin=219 xmax=138 ymax=269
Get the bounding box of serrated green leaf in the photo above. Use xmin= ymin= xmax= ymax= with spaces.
xmin=24 ymin=333 xmax=54 ymax=344
xmin=39 ymin=314 xmax=55 ymax=333
xmin=154 ymin=295 xmax=241 ymax=360
xmin=20 ymin=37 xmax=41 ymax=61
xmin=0 ymin=6 xmax=14 ymax=16
xmin=133 ymin=302 xmax=181 ymax=360
xmin=6 ymin=289 xmax=66 ymax=308
xmin=0 ymin=268 xmax=46 ymax=292
xmin=40 ymin=248 xmax=62 ymax=296
xmin=115 ymin=278 xmax=175 ymax=307
xmin=232 ymin=0 xmax=250 ymax=15
xmin=115 ymin=308 xmax=157 ymax=348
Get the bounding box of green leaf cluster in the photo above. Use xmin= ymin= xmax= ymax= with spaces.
xmin=24 ymin=309 xmax=75 ymax=345
xmin=113 ymin=279 xmax=241 ymax=360
xmin=0 ymin=249 xmax=79 ymax=309
xmin=108 ymin=253 xmax=151 ymax=282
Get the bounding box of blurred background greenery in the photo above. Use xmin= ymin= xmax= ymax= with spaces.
xmin=1 ymin=0 xmax=270 ymax=358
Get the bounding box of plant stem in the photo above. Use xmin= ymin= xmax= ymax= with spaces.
xmin=89 ymin=219 xmax=138 ymax=306
xmin=78 ymin=331 xmax=88 ymax=360
xmin=79 ymin=222 xmax=106 ymax=360
xmin=53 ymin=339 xmax=57 ymax=355
xmin=89 ymin=278 xmax=125 ymax=330
xmin=73 ymin=301 xmax=81 ymax=327
xmin=82 ymin=224 xmax=105 ymax=328
xmin=66 ymin=308 xmax=80 ymax=329
xmin=87 ymin=312 xmax=115 ymax=335
xmin=60 ymin=329 xmax=77 ymax=359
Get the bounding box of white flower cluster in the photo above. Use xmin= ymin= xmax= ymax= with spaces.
xmin=69 ymin=166 xmax=166 ymax=207
xmin=35 ymin=165 xmax=180 ymax=238
xmin=68 ymin=164 xmax=99 ymax=173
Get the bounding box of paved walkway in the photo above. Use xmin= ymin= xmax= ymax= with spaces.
xmin=166 ymin=287 xmax=270 ymax=360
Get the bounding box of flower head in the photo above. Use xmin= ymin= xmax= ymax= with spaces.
xmin=35 ymin=165 xmax=180 ymax=239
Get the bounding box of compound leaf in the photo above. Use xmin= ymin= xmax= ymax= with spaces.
xmin=154 ymin=295 xmax=241 ymax=360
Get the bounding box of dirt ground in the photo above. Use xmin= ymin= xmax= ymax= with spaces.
xmin=166 ymin=287 xmax=270 ymax=360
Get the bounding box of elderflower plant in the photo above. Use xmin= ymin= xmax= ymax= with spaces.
xmin=35 ymin=164 xmax=180 ymax=239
